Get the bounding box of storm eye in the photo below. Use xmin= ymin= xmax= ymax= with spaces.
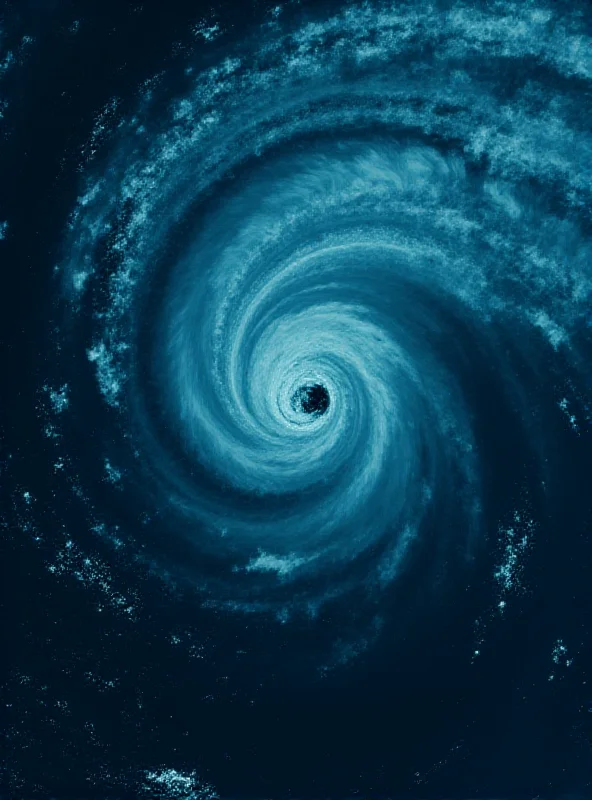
xmin=291 ymin=383 xmax=330 ymax=417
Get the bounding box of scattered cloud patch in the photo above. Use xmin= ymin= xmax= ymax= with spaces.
xmin=528 ymin=309 xmax=568 ymax=349
xmin=472 ymin=506 xmax=535 ymax=662
xmin=87 ymin=341 xmax=123 ymax=406
xmin=44 ymin=383 xmax=70 ymax=414
xmin=104 ymin=459 xmax=123 ymax=486
xmin=142 ymin=768 xmax=218 ymax=800
xmin=241 ymin=549 xmax=311 ymax=578
xmin=192 ymin=21 xmax=221 ymax=42
xmin=548 ymin=638 xmax=573 ymax=681
xmin=494 ymin=512 xmax=535 ymax=595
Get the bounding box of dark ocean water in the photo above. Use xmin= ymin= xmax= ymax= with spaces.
xmin=2 ymin=1 xmax=592 ymax=798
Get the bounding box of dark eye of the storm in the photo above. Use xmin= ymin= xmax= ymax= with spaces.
xmin=291 ymin=383 xmax=330 ymax=416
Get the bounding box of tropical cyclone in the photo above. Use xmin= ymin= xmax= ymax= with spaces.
xmin=57 ymin=0 xmax=591 ymax=622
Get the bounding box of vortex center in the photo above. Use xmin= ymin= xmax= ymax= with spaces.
xmin=291 ymin=383 xmax=330 ymax=417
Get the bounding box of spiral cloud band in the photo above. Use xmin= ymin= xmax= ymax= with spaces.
xmin=57 ymin=1 xmax=591 ymax=621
